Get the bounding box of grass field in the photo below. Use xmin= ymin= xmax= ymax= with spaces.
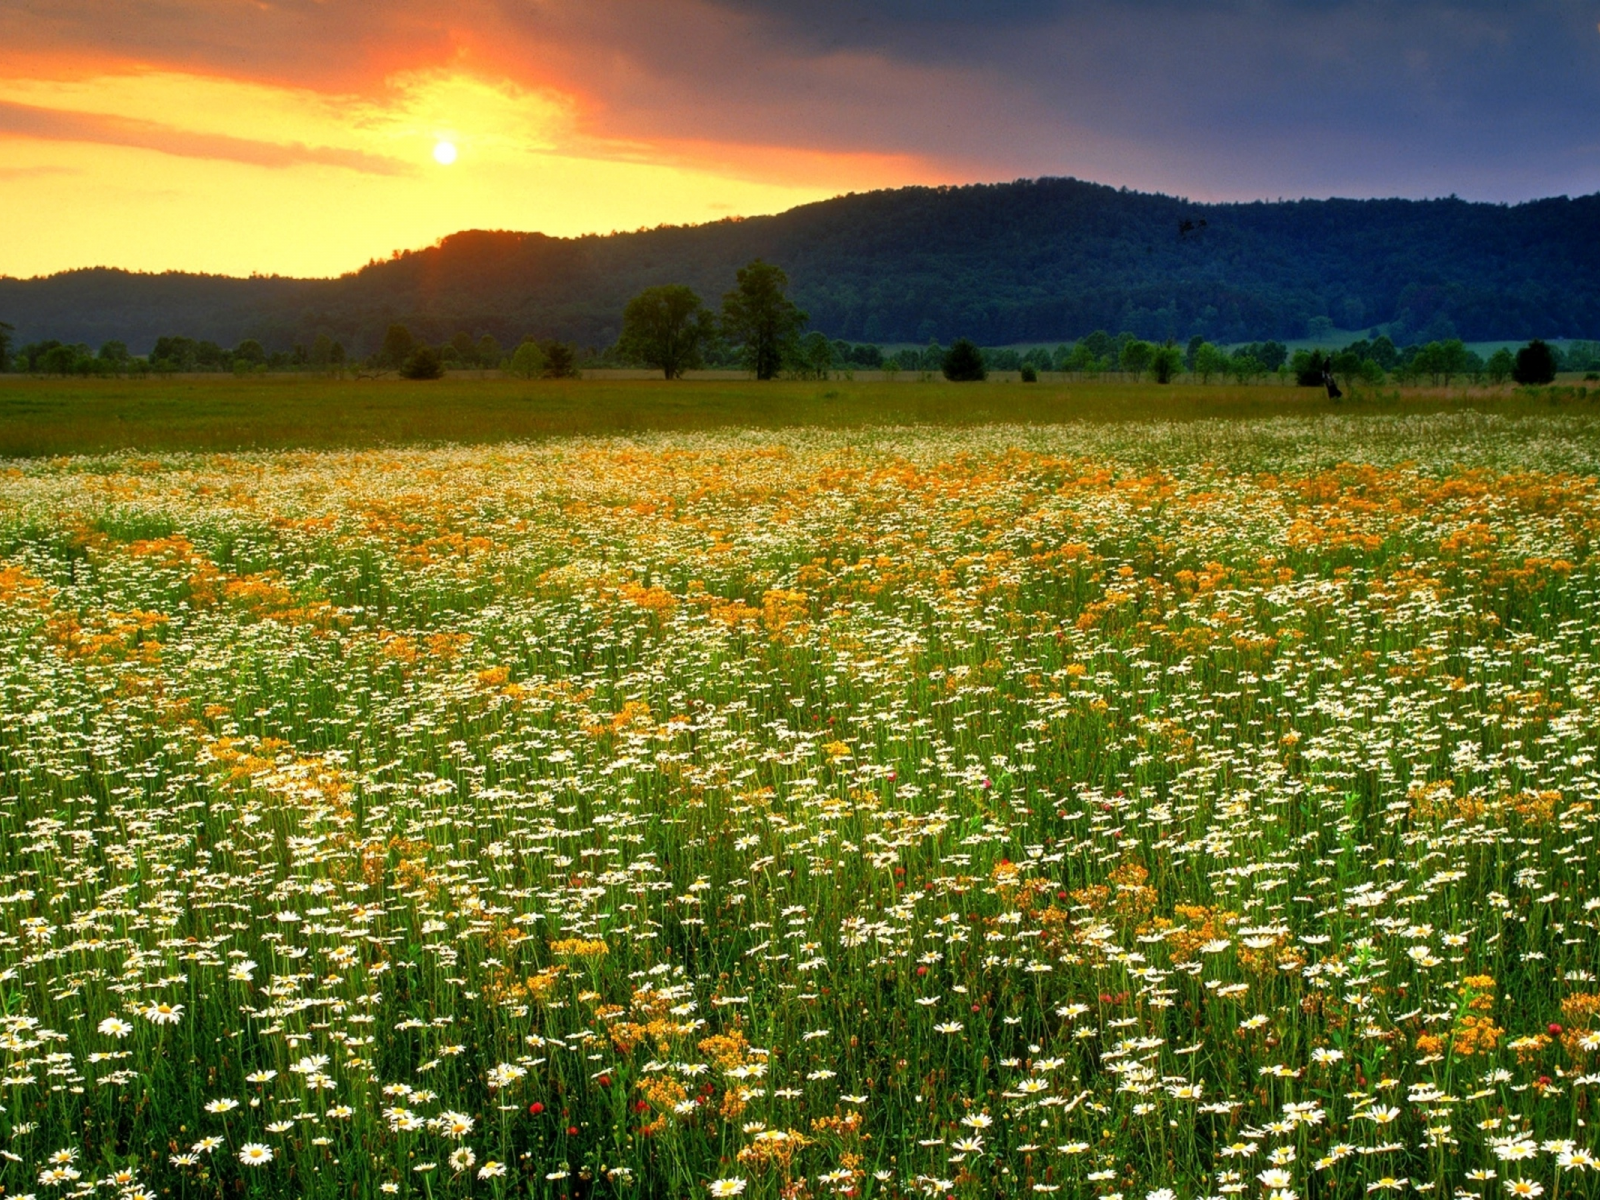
xmin=2 ymin=391 xmax=1600 ymax=1199
xmin=4 ymin=374 xmax=1593 ymax=457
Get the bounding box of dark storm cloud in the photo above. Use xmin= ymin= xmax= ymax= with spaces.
xmin=800 ymin=0 xmax=1600 ymax=200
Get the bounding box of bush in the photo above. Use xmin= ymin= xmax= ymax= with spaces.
xmin=1513 ymin=340 xmax=1557 ymax=385
xmin=1485 ymin=348 xmax=1516 ymax=385
xmin=1150 ymin=344 xmax=1183 ymax=384
xmin=508 ymin=340 xmax=546 ymax=379
xmin=400 ymin=346 xmax=444 ymax=380
xmin=539 ymin=341 xmax=581 ymax=379
xmin=1019 ymin=363 xmax=1037 ymax=383
xmin=942 ymin=338 xmax=986 ymax=382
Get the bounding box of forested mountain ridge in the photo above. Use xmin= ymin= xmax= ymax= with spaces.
xmin=7 ymin=177 xmax=1600 ymax=354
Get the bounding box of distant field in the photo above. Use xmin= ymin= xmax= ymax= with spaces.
xmin=0 ymin=373 xmax=1583 ymax=456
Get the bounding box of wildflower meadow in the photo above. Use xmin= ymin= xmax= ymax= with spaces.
xmin=1 ymin=410 xmax=1599 ymax=1200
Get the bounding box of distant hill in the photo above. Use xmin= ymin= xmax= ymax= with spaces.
xmin=7 ymin=177 xmax=1600 ymax=355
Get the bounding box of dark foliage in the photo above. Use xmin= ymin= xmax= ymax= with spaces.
xmin=538 ymin=340 xmax=581 ymax=379
xmin=617 ymin=285 xmax=716 ymax=379
xmin=399 ymin=345 xmax=445 ymax=380
xmin=1293 ymin=350 xmax=1331 ymax=386
xmin=942 ymin=338 xmax=987 ymax=382
xmin=1514 ymin=339 xmax=1558 ymax=385
xmin=380 ymin=324 xmax=415 ymax=370
xmin=9 ymin=179 xmax=1600 ymax=354
xmin=721 ymin=260 xmax=807 ymax=380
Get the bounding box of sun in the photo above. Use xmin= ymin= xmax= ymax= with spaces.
xmin=432 ymin=140 xmax=458 ymax=166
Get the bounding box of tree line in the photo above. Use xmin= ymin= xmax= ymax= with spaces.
xmin=0 ymin=260 xmax=1587 ymax=388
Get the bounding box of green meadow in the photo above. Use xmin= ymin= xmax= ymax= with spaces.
xmin=0 ymin=374 xmax=1585 ymax=457
xmin=0 ymin=384 xmax=1598 ymax=1199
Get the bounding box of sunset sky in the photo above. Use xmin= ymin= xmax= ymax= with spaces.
xmin=4 ymin=1 xmax=1599 ymax=280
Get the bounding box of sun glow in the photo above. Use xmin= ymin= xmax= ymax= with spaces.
xmin=0 ymin=65 xmax=940 ymax=277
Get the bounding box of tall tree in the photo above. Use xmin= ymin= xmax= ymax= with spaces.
xmin=618 ymin=285 xmax=717 ymax=379
xmin=721 ymin=260 xmax=807 ymax=381
xmin=0 ymin=321 xmax=12 ymax=372
xmin=380 ymin=325 xmax=414 ymax=370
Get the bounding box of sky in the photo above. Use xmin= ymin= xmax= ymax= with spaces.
xmin=3 ymin=0 xmax=1599 ymax=279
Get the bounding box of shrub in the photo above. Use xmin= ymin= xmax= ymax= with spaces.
xmin=942 ymin=339 xmax=986 ymax=382
xmin=1514 ymin=340 xmax=1557 ymax=386
xmin=509 ymin=340 xmax=546 ymax=380
xmin=400 ymin=346 xmax=444 ymax=380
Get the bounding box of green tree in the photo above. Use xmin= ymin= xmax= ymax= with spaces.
xmin=1330 ymin=350 xmax=1364 ymax=391
xmin=1119 ymin=339 xmax=1154 ymax=377
xmin=509 ymin=339 xmax=546 ymax=379
xmin=721 ymin=260 xmax=807 ymax=380
xmin=1291 ymin=349 xmax=1330 ymax=386
xmin=942 ymin=338 xmax=986 ymax=382
xmin=476 ymin=334 xmax=502 ymax=368
xmin=1485 ymin=347 xmax=1515 ymax=385
xmin=451 ymin=332 xmax=479 ymax=367
xmin=400 ymin=345 xmax=444 ymax=380
xmin=1229 ymin=354 xmax=1267 ymax=385
xmin=1513 ymin=339 xmax=1557 ymax=385
xmin=1150 ymin=342 xmax=1183 ymax=384
xmin=1192 ymin=342 xmax=1228 ymax=383
xmin=380 ymin=325 xmax=414 ymax=370
xmin=310 ymin=334 xmax=334 ymax=368
xmin=233 ymin=339 xmax=267 ymax=366
xmin=539 ymin=340 xmax=581 ymax=379
xmin=618 ymin=285 xmax=717 ymax=379
xmin=1438 ymin=339 xmax=1472 ymax=386
xmin=1367 ymin=336 xmax=1399 ymax=371
xmin=42 ymin=345 xmax=80 ymax=375
xmin=794 ymin=331 xmax=834 ymax=380
xmin=1019 ymin=363 xmax=1038 ymax=382
xmin=0 ymin=321 xmax=13 ymax=372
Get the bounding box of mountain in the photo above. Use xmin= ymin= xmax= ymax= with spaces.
xmin=7 ymin=177 xmax=1600 ymax=355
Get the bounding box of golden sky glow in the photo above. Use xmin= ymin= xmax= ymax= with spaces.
xmin=6 ymin=0 xmax=1591 ymax=280
xmin=0 ymin=62 xmax=938 ymax=279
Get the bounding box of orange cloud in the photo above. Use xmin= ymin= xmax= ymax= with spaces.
xmin=0 ymin=99 xmax=408 ymax=173
xmin=0 ymin=0 xmax=1007 ymax=277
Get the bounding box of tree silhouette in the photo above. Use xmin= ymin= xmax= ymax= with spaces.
xmin=1513 ymin=339 xmax=1557 ymax=385
xmin=400 ymin=345 xmax=444 ymax=380
xmin=942 ymin=338 xmax=986 ymax=381
xmin=721 ymin=260 xmax=807 ymax=381
xmin=619 ymin=285 xmax=717 ymax=379
xmin=381 ymin=325 xmax=414 ymax=369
